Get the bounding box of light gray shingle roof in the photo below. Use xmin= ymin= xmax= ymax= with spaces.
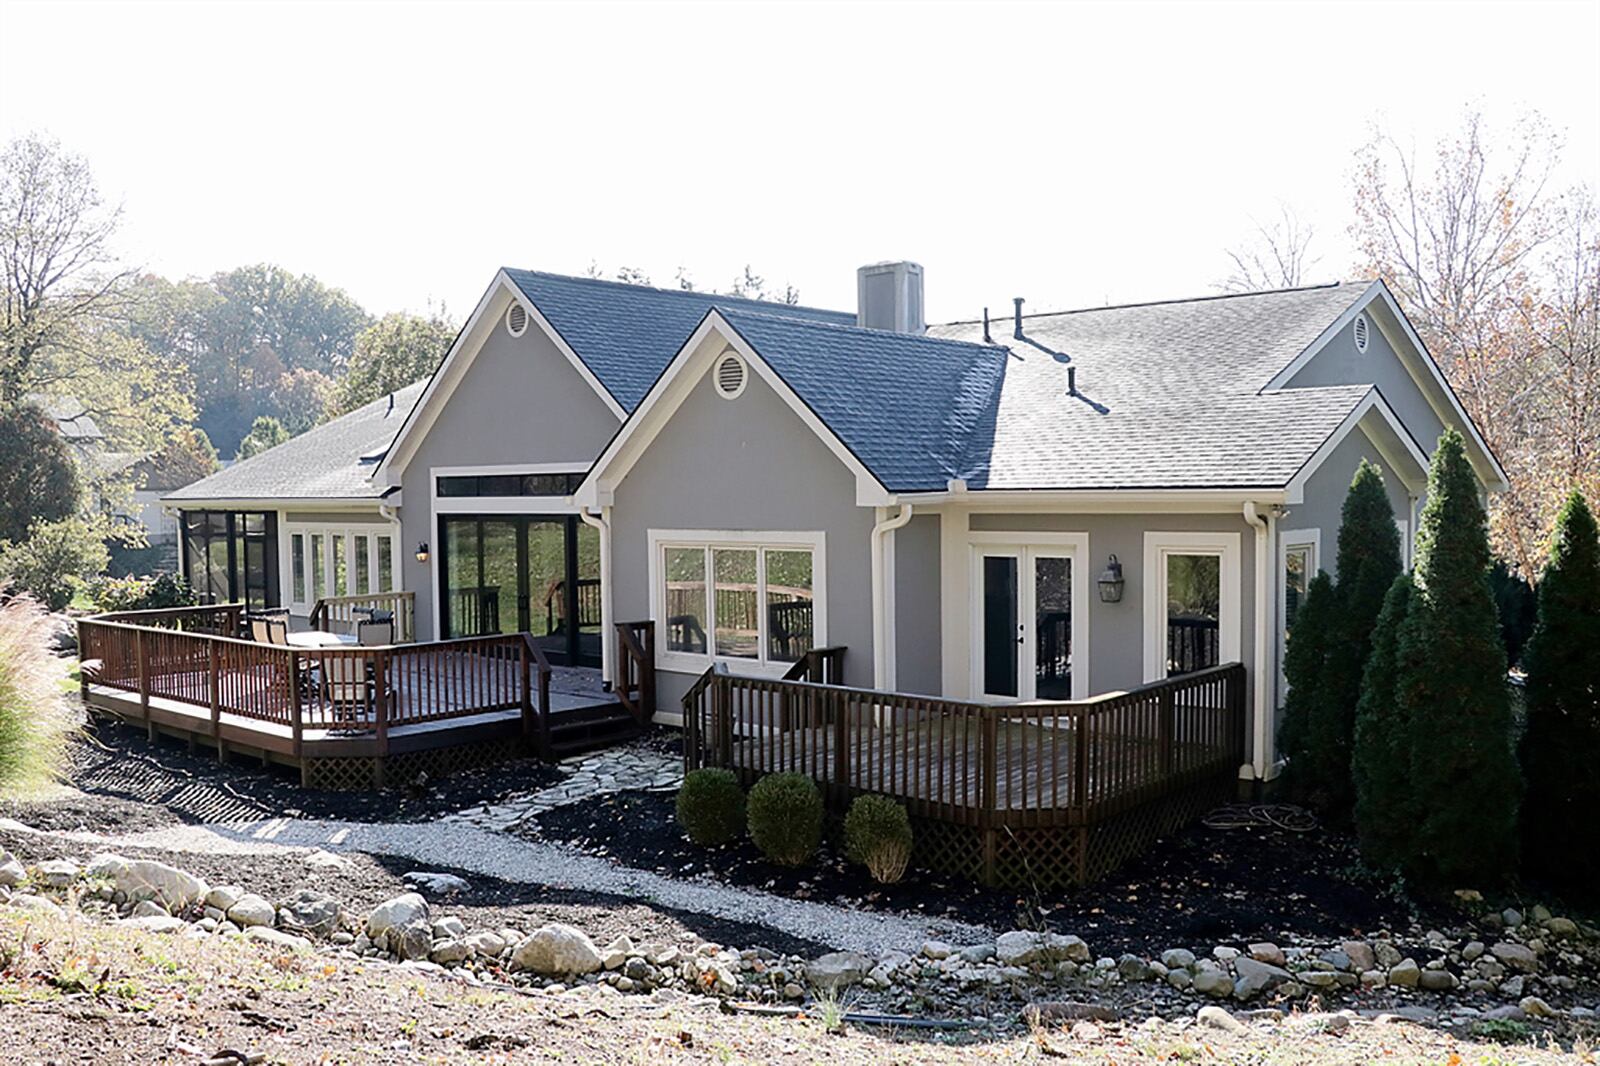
xmin=164 ymin=381 xmax=425 ymax=503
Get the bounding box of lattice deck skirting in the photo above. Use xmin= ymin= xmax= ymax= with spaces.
xmin=301 ymin=736 xmax=529 ymax=791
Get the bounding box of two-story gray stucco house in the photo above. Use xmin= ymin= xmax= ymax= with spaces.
xmin=165 ymin=261 xmax=1505 ymax=786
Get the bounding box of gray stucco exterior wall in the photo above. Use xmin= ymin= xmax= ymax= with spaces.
xmin=606 ymin=368 xmax=878 ymax=717
xmin=1286 ymin=429 xmax=1413 ymax=584
xmin=892 ymin=513 xmax=942 ymax=695
xmin=398 ymin=319 xmax=622 ymax=639
xmin=1286 ymin=315 xmax=1445 ymax=455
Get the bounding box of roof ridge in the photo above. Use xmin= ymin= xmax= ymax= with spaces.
xmin=504 ymin=267 xmax=853 ymax=320
xmin=937 ymin=279 xmax=1373 ymax=327
xmin=721 ymin=305 xmax=1008 ymax=352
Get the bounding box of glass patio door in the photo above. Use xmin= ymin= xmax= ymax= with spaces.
xmin=975 ymin=546 xmax=1076 ymax=701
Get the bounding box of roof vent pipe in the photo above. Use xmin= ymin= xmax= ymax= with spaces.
xmin=982 ymin=307 xmax=991 ymax=344
xmin=1013 ymin=297 xmax=1024 ymax=339
xmin=1067 ymin=366 xmax=1077 ymax=396
xmin=386 ymin=392 xmax=394 ymax=414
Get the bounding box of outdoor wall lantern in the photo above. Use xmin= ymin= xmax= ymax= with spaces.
xmin=414 ymin=542 xmax=430 ymax=564
xmin=1097 ymin=554 xmax=1125 ymax=603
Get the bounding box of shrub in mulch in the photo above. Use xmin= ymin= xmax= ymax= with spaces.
xmin=675 ymin=768 xmax=746 ymax=846
xmin=844 ymin=794 xmax=912 ymax=884
xmin=746 ymin=772 xmax=822 ymax=866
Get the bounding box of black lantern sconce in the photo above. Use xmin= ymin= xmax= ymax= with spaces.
xmin=1097 ymin=554 xmax=1125 ymax=603
xmin=414 ymin=542 xmax=431 ymax=564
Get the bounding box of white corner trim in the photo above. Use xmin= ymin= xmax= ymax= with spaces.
xmin=575 ymin=311 xmax=893 ymax=510
xmin=1141 ymin=530 xmax=1242 ymax=684
xmin=1284 ymin=389 xmax=1430 ymax=505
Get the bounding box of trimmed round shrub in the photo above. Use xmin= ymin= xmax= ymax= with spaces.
xmin=746 ymin=772 xmax=823 ymax=866
xmin=675 ymin=768 xmax=746 ymax=846
xmin=844 ymin=794 xmax=913 ymax=884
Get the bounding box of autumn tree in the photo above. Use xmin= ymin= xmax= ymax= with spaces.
xmin=0 ymin=403 xmax=80 ymax=544
xmin=332 ymin=310 xmax=454 ymax=416
xmin=137 ymin=427 xmax=219 ymax=490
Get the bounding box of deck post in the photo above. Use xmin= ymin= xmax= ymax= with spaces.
xmin=832 ymin=689 xmax=848 ymax=788
xmin=714 ymin=671 xmax=733 ymax=768
xmin=640 ymin=624 xmax=656 ymax=724
xmin=519 ymin=640 xmax=534 ymax=744
xmin=289 ymin=651 xmax=303 ymax=759
xmin=1158 ymin=687 xmax=1175 ymax=780
xmin=135 ymin=628 xmax=153 ymax=740
xmin=208 ymin=640 xmax=221 ymax=738
xmin=373 ymin=649 xmax=389 ymax=788
xmin=979 ymin=712 xmax=998 ymax=885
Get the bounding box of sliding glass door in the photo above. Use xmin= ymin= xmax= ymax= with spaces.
xmin=438 ymin=514 xmax=601 ymax=665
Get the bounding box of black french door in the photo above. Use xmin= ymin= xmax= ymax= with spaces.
xmin=437 ymin=514 xmax=600 ymax=666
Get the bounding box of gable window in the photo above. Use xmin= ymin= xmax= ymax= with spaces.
xmin=1142 ymin=531 xmax=1241 ymax=681
xmin=650 ymin=530 xmax=824 ymax=674
xmin=436 ymin=472 xmax=586 ymax=497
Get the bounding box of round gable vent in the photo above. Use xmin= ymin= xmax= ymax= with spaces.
xmin=506 ymin=303 xmax=529 ymax=337
xmin=1353 ymin=312 xmax=1370 ymax=353
xmin=714 ymin=351 xmax=747 ymax=399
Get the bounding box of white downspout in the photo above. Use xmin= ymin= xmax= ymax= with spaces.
xmin=1242 ymin=501 xmax=1273 ymax=782
xmin=870 ymin=504 xmax=913 ymax=691
xmin=580 ymin=506 xmax=613 ymax=687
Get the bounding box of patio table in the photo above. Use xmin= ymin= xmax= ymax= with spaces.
xmin=286 ymin=631 xmax=358 ymax=649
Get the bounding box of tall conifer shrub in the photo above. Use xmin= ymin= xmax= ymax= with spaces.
xmin=1352 ymin=575 xmax=1416 ymax=870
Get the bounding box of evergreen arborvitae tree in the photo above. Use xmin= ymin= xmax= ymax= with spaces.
xmin=1352 ymin=574 xmax=1415 ymax=871
xmin=1315 ymin=461 xmax=1403 ymax=815
xmin=1519 ymin=491 xmax=1600 ymax=898
xmin=1396 ymin=428 xmax=1519 ymax=885
xmin=1278 ymin=571 xmax=1337 ymax=804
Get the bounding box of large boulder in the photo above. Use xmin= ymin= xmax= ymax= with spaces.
xmin=226 ymin=894 xmax=277 ymax=929
xmin=392 ymin=920 xmax=433 ymax=961
xmin=806 ymin=951 xmax=874 ymax=991
xmin=366 ymin=892 xmax=428 ymax=941
xmin=85 ymin=854 xmax=207 ymax=911
xmin=510 ymin=923 xmax=603 ymax=976
xmin=279 ymin=890 xmax=342 ymax=937
xmin=1232 ymin=958 xmax=1293 ymax=1001
xmin=996 ymin=931 xmax=1091 ymax=967
xmin=1490 ymin=942 xmax=1538 ymax=973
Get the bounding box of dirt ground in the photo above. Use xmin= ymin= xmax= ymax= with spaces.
xmin=1 ymin=906 xmax=1590 ymax=1066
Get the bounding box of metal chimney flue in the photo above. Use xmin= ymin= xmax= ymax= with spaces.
xmin=1013 ymin=297 xmax=1024 ymax=339
xmin=1067 ymin=366 xmax=1077 ymax=396
xmin=982 ymin=307 xmax=991 ymax=343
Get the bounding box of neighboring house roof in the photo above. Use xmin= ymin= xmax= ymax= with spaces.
xmin=164 ymin=382 xmax=426 ymax=504
xmin=502 ymin=270 xmax=858 ymax=412
xmin=928 ymin=281 xmax=1381 ymax=490
xmin=28 ymin=394 xmax=105 ymax=442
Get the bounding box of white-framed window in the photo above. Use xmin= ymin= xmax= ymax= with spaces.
xmin=1278 ymin=528 xmax=1322 ymax=687
xmin=1142 ymin=531 xmax=1242 ymax=681
xmin=648 ymin=529 xmax=825 ymax=676
xmin=286 ymin=524 xmax=399 ymax=612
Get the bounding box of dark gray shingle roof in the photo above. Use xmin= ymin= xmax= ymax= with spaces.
xmin=164 ymin=381 xmax=425 ymax=503
xmin=503 ymin=269 xmax=857 ymax=411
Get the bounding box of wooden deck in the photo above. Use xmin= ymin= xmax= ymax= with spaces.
xmin=76 ymin=605 xmax=656 ymax=787
xmin=684 ymin=663 xmax=1246 ymax=886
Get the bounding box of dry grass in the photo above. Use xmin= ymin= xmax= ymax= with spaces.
xmin=0 ymin=904 xmax=1593 ymax=1065
xmin=0 ymin=594 xmax=76 ymax=798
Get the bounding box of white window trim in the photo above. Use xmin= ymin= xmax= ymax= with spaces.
xmin=1277 ymin=528 xmax=1321 ymax=689
xmin=285 ymin=523 xmax=400 ymax=613
xmin=966 ymin=530 xmax=1090 ymax=702
xmin=1142 ymin=531 xmax=1242 ymax=682
xmin=647 ymin=528 xmax=826 ymax=678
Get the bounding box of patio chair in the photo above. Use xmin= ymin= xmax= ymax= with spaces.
xmin=357 ymin=619 xmax=393 ymax=646
xmin=249 ymin=617 xmax=275 ymax=643
xmin=265 ymin=618 xmax=291 ymax=646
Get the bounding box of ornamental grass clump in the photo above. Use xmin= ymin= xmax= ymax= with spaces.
xmin=675 ymin=768 xmax=746 ymax=846
xmin=844 ymin=794 xmax=913 ymax=883
xmin=746 ymin=772 xmax=822 ymax=866
xmin=0 ymin=592 xmax=75 ymax=795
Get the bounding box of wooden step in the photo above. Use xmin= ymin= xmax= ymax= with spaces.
xmin=541 ymin=702 xmax=641 ymax=758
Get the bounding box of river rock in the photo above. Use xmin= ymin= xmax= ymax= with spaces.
xmin=366 ymin=892 xmax=429 ymax=940
xmin=1192 ymin=969 xmax=1234 ymax=998
xmin=11 ymin=893 xmax=65 ymax=917
xmin=806 ymin=950 xmax=874 ymax=990
xmin=1340 ymin=941 xmax=1376 ymax=973
xmin=1490 ymin=942 xmax=1538 ymax=972
xmin=1160 ymin=948 xmax=1196 ymax=969
xmin=511 ymin=923 xmax=603 ymax=975
xmin=1519 ymin=995 xmax=1556 ymax=1018
xmin=432 ymin=916 xmax=467 ymax=939
xmin=1374 ymin=940 xmax=1403 ymax=969
xmin=464 ymin=931 xmax=506 ymax=958
xmin=245 ymin=926 xmax=312 ymax=952
xmin=1247 ymin=942 xmax=1284 ymax=966
xmin=602 ymin=935 xmax=634 ymax=969
xmin=392 ymin=920 xmax=432 ymax=961
xmin=1233 ymin=958 xmax=1292 ymax=1001
xmin=85 ymin=854 xmax=207 ymax=910
xmin=1418 ymin=969 xmax=1455 ymax=991
xmin=36 ymin=859 xmax=79 ymax=888
xmin=1197 ymin=1005 xmax=1247 ymax=1033
xmin=922 ymin=940 xmax=953 ymax=960
xmin=226 ymin=894 xmax=276 ymax=929
xmin=279 ymin=890 xmax=341 ymax=936
xmin=204 ymin=885 xmax=245 ymax=912
xmin=1543 ymin=917 xmax=1577 ymax=938
xmin=131 ymin=899 xmax=169 ymax=918
xmin=1387 ymin=959 xmax=1420 ymax=988
xmin=995 ymin=931 xmax=1090 ymax=967
xmin=123 ymin=913 xmax=184 ymax=933
xmin=0 ymin=850 xmax=24 ymax=887
xmin=430 ymin=937 xmax=473 ymax=964
xmin=404 ymin=871 xmax=470 ymax=896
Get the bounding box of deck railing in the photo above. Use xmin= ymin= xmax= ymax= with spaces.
xmin=310 ymin=591 xmax=417 ymax=643
xmin=613 ymin=620 xmax=656 ymax=727
xmin=77 ymin=612 xmax=551 ymax=757
xmin=96 ymin=602 xmax=243 ymax=637
xmin=682 ymin=662 xmax=1246 ymax=830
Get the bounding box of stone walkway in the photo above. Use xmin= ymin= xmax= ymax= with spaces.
xmin=439 ymin=740 xmax=683 ymax=833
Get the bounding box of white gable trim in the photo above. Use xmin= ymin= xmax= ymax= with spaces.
xmin=1262 ymin=280 xmax=1508 ymax=491
xmin=1284 ymin=388 xmax=1430 ymax=505
xmin=372 ymin=272 xmax=626 ymax=486
xmin=575 ymin=311 xmax=893 ymax=510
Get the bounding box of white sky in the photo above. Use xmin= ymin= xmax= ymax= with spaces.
xmin=2 ymin=0 xmax=1597 ymax=324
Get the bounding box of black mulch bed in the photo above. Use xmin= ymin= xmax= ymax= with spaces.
xmin=0 ymin=716 xmax=564 ymax=832
xmin=526 ymin=789 xmax=1460 ymax=957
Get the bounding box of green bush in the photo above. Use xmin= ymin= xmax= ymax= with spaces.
xmin=1278 ymin=571 xmax=1336 ymax=804
xmin=1352 ymin=574 xmax=1416 ymax=870
xmin=1519 ymin=491 xmax=1600 ymax=899
xmin=1395 ymin=429 xmax=1519 ymax=885
xmin=0 ymin=593 xmax=75 ymax=795
xmin=746 ymin=772 xmax=823 ymax=866
xmin=0 ymin=516 xmax=111 ymax=612
xmin=844 ymin=794 xmax=913 ymax=883
xmin=88 ymin=571 xmax=196 ymax=614
xmin=675 ymin=768 xmax=746 ymax=846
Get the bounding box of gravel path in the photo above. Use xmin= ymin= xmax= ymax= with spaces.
xmin=1 ymin=815 xmax=995 ymax=956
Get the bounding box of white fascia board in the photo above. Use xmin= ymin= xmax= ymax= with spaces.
xmin=1262 ymin=279 xmax=1508 ymax=491
xmin=889 ymin=488 xmax=1288 ymax=511
xmin=373 ymin=272 xmax=626 ymax=485
xmin=574 ymin=311 xmax=893 ymax=510
xmin=1283 ymin=389 xmax=1430 ymax=505
xmin=161 ymin=497 xmax=390 ymax=510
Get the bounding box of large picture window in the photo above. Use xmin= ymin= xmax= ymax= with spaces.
xmin=650 ymin=531 xmax=824 ymax=673
xmin=284 ymin=524 xmax=399 ymax=612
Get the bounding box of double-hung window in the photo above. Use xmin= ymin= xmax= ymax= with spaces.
xmin=650 ymin=530 xmax=824 ymax=674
